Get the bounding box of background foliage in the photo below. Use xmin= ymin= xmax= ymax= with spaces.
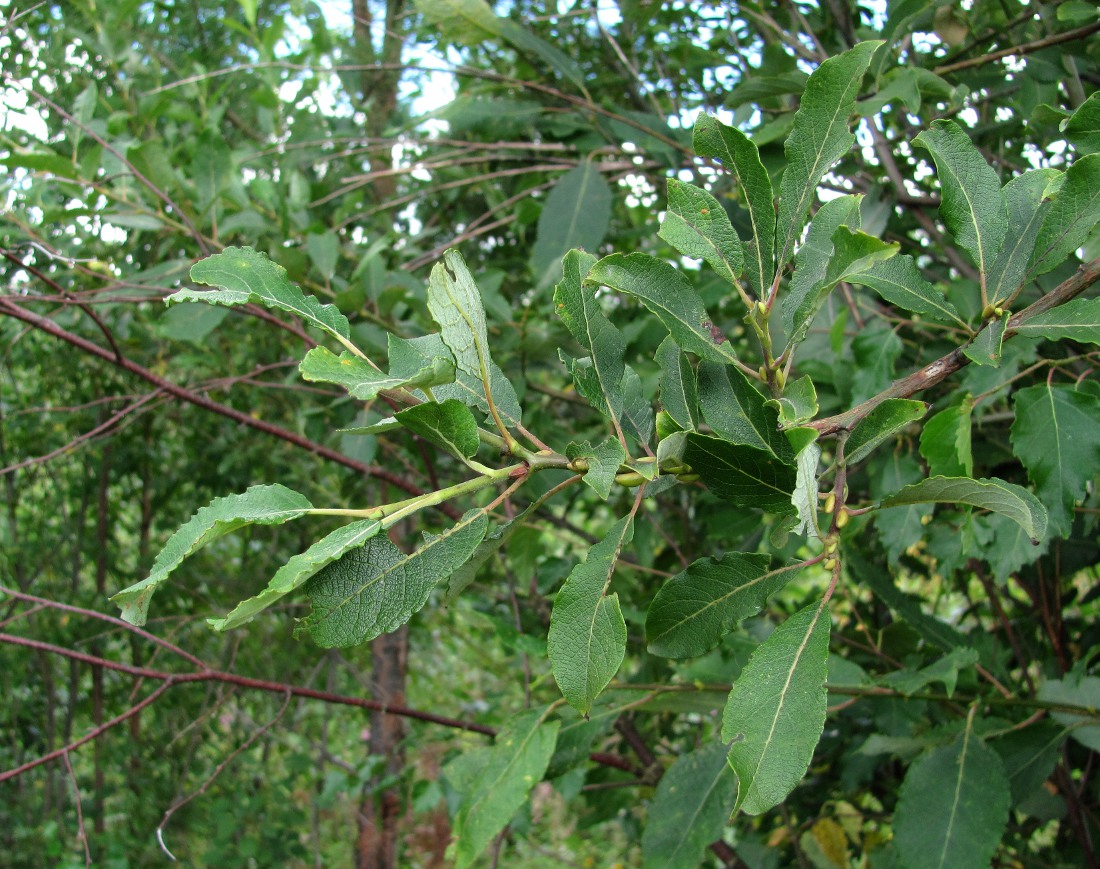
xmin=2 ymin=1 xmax=1100 ymax=867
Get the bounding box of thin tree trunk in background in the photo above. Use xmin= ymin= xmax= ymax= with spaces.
xmin=92 ymin=441 xmax=112 ymax=836
xmin=357 ymin=625 xmax=409 ymax=869
xmin=350 ymin=3 xmax=410 ymax=863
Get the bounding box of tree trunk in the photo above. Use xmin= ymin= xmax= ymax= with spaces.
xmin=356 ymin=625 xmax=408 ymax=869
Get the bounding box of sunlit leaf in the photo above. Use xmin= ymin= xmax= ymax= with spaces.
xmin=112 ymin=485 xmax=312 ymax=626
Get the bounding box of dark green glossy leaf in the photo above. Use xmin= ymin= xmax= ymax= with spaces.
xmin=684 ymin=433 xmax=797 ymax=513
xmin=783 ymin=194 xmax=862 ymax=339
xmin=1064 ymin=91 xmax=1100 ymax=154
xmin=920 ymin=399 xmax=973 ymax=478
xmin=646 ymin=553 xmax=804 ymax=658
xmin=656 ymin=337 xmax=699 ymax=431
xmin=1029 ymin=152 xmax=1100 ymax=276
xmin=396 ymin=399 xmax=480 ymax=459
xmin=697 ymin=362 xmax=792 ymax=460
xmin=846 ymin=254 xmax=963 ymax=325
xmin=1015 ymin=297 xmax=1100 ymax=346
xmin=986 ymin=169 xmax=1061 ymax=305
xmin=962 ymin=315 xmax=1007 ymax=367
xmin=586 ymin=252 xmax=739 ymax=365
xmin=788 ymin=225 xmax=898 ymax=347
xmin=554 ymin=248 xmax=625 ymax=421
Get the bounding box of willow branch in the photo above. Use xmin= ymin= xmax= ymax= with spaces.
xmin=934 ymin=21 xmax=1100 ymax=76
xmin=809 ymin=257 xmax=1100 ymax=436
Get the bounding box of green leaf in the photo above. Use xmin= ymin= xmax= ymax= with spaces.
xmin=790 ymin=433 xmax=822 ymax=540
xmin=445 ymin=501 xmax=541 ymax=601
xmin=962 ymin=315 xmax=1007 ymax=367
xmin=160 ymin=302 xmax=230 ymax=344
xmin=306 ymin=230 xmax=339 ymax=281
xmin=641 ymin=741 xmax=738 ymax=869
xmin=1038 ymin=675 xmax=1100 ymax=751
xmin=692 ymin=113 xmax=775 ymax=296
xmin=111 ymin=484 xmax=312 ymax=626
xmin=417 ymin=0 xmax=586 ymax=94
xmin=770 ymin=376 xmax=819 ymax=428
xmin=396 ymin=399 xmax=480 ymax=460
xmin=566 ymin=438 xmax=628 ymax=500
xmin=1014 ymin=297 xmax=1100 ymax=345
xmin=846 ymin=254 xmax=963 ymax=325
xmin=913 ymin=120 xmax=1007 ymax=278
xmin=850 ymin=550 xmax=966 ymax=652
xmin=179 ymin=246 xmax=350 ymax=341
xmin=586 ymin=253 xmax=739 ymax=365
xmin=298 ymin=509 xmax=488 ymax=647
xmin=845 ymin=399 xmax=928 ymax=465
xmin=656 ymin=337 xmax=699 ymax=432
xmin=986 ymin=169 xmax=1061 ymax=305
xmin=851 ymin=320 xmax=903 ymax=402
xmin=299 ymin=346 xmax=453 ymax=399
xmin=920 ymin=399 xmax=974 ymax=478
xmin=554 ymin=249 xmax=625 ymax=421
xmin=659 ymin=178 xmax=744 ymax=288
xmin=531 ymin=163 xmax=612 ymax=289
xmin=548 ymin=516 xmax=633 ymax=714
xmin=992 ymin=720 xmax=1066 ymax=808
xmin=697 ymin=362 xmax=792 ymax=460
xmin=879 ymin=475 xmax=1047 ymax=544
xmin=788 ymin=225 xmax=899 ymax=347
xmin=387 ymin=333 xmax=456 ymax=382
xmin=427 ymin=250 xmax=520 ymax=427
xmin=881 ymin=647 xmax=980 ymax=697
xmin=209 ymin=520 xmax=382 ymax=631
xmin=646 ymin=554 xmax=804 ymax=658
xmin=893 ymin=725 xmax=1011 ymax=869
xmin=1011 ymin=383 xmax=1100 ymax=538
xmin=1029 ymin=154 xmax=1100 ymax=276
xmin=427 ymin=249 xmax=494 ymax=381
xmin=723 ymin=597 xmax=831 ymax=815
xmin=1064 ymin=91 xmax=1100 ymax=154
xmin=620 ymin=364 xmax=655 ymax=446
xmin=783 ymin=194 xmax=862 ymax=339
xmin=775 ymin=41 xmax=882 ymax=269
xmin=435 ymin=366 xmax=523 ymax=430
xmin=683 ymin=433 xmax=797 ymax=513
xmin=451 ymin=709 xmax=560 ymax=869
